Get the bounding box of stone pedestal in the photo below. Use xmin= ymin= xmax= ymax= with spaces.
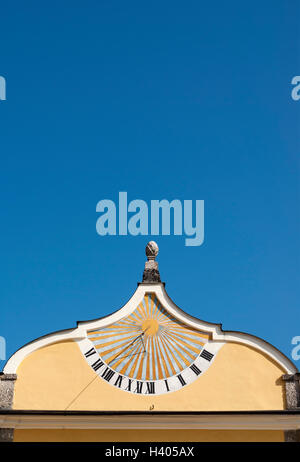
xmin=142 ymin=241 xmax=161 ymax=283
xmin=0 ymin=373 xmax=17 ymax=442
xmin=282 ymin=373 xmax=300 ymax=442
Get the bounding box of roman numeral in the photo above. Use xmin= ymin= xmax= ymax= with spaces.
xmin=84 ymin=348 xmax=97 ymax=358
xmin=146 ymin=382 xmax=155 ymax=394
xmin=101 ymin=367 xmax=115 ymax=382
xmin=114 ymin=375 xmax=123 ymax=388
xmin=200 ymin=349 xmax=214 ymax=362
xmin=126 ymin=379 xmax=133 ymax=392
xmin=190 ymin=364 xmax=201 ymax=375
xmin=91 ymin=358 xmax=104 ymax=371
xmin=164 ymin=380 xmax=170 ymax=392
xmin=177 ymin=374 xmax=186 ymax=386
xmin=134 ymin=381 xmax=143 ymax=394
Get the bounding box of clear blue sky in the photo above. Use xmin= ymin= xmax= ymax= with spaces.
xmin=0 ymin=1 xmax=299 ymax=370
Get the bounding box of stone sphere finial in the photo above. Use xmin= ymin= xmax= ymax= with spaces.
xmin=145 ymin=241 xmax=159 ymax=260
xmin=142 ymin=241 xmax=161 ymax=283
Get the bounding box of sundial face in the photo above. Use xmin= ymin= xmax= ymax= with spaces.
xmin=80 ymin=293 xmax=221 ymax=395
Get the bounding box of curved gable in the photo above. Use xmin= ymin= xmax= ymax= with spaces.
xmin=4 ymin=282 xmax=296 ymax=411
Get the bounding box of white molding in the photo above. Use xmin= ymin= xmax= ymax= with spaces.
xmin=3 ymin=283 xmax=298 ymax=374
xmin=0 ymin=412 xmax=299 ymax=430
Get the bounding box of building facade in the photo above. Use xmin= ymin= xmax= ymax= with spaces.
xmin=0 ymin=242 xmax=299 ymax=442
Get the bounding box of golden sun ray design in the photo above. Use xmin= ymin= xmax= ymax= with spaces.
xmin=87 ymin=293 xmax=210 ymax=381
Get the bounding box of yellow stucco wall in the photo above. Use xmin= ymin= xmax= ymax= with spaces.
xmin=12 ymin=339 xmax=286 ymax=411
xmin=13 ymin=429 xmax=284 ymax=442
